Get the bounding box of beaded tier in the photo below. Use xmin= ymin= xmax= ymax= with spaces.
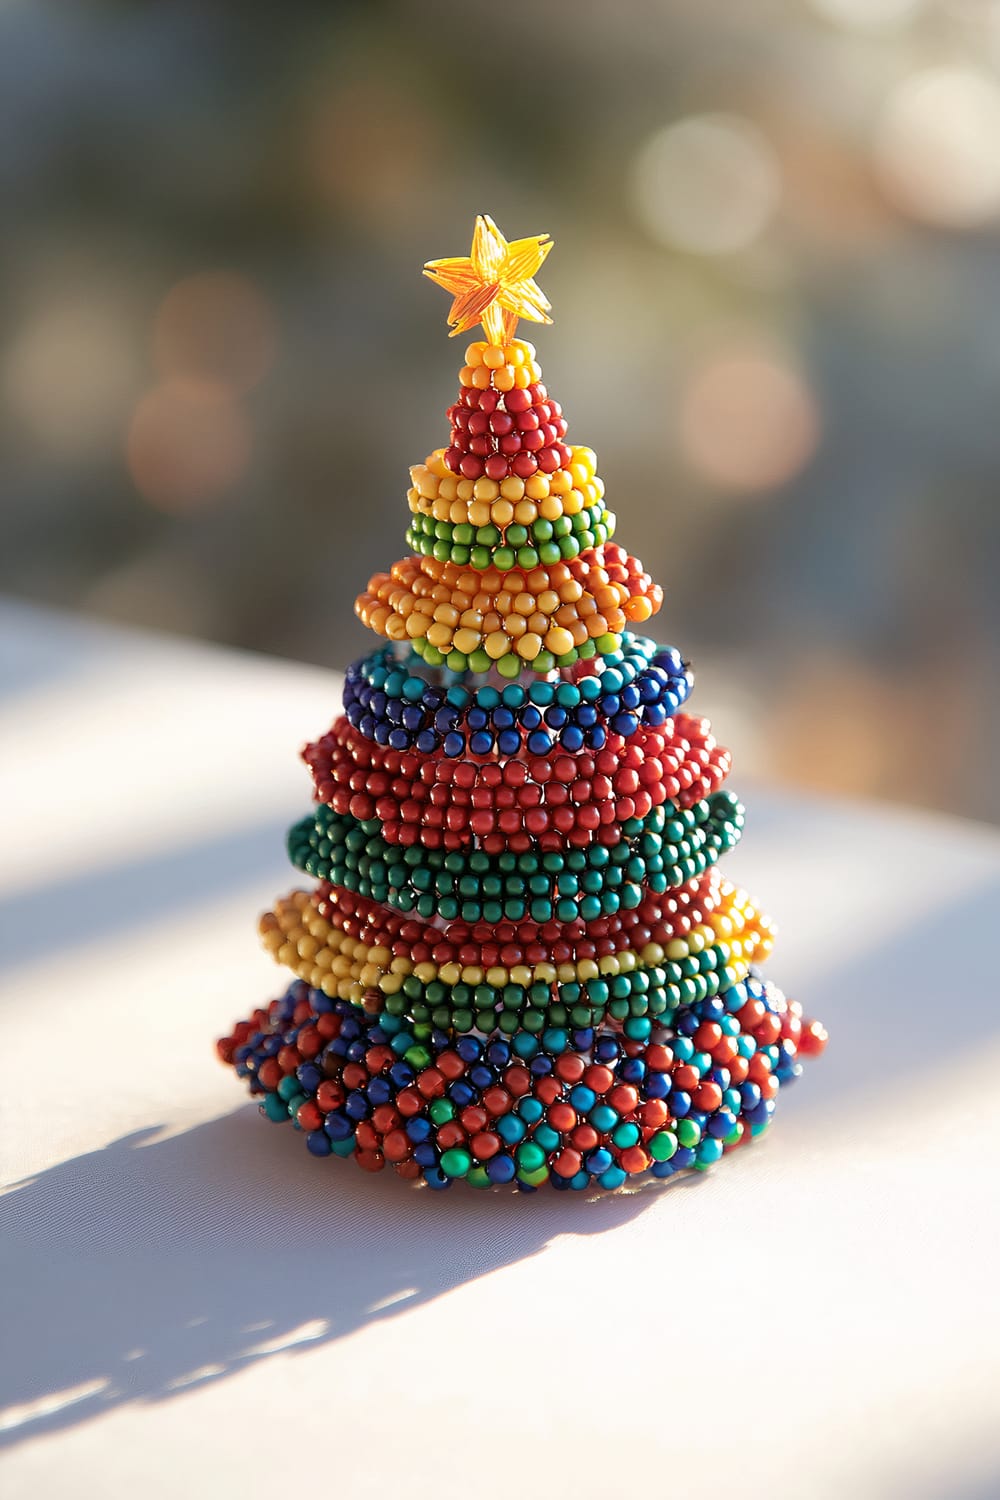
xmin=216 ymin=215 xmax=827 ymax=1192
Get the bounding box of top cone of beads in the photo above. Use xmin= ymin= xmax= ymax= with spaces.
xmin=216 ymin=215 xmax=827 ymax=1193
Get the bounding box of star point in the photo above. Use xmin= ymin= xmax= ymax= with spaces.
xmin=424 ymin=214 xmax=554 ymax=346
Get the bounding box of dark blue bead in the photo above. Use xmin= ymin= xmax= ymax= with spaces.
xmin=498 ymin=729 xmax=521 ymax=755
xmin=544 ymin=706 xmax=568 ymax=728
xmin=650 ymin=1159 xmax=676 ymax=1179
xmin=434 ymin=707 xmax=459 ymax=733
xmin=672 ymin=1146 xmax=696 ymax=1170
xmin=577 ymin=703 xmax=598 ymax=727
xmin=596 ymin=1036 xmax=620 ymax=1063
xmin=621 ymin=684 xmax=641 ymax=710
xmin=371 ymin=692 xmax=387 ymax=715
xmin=388 ymin=728 xmax=410 ymax=750
xmin=550 ymin=1174 xmax=573 ymax=1192
xmin=486 ymin=1040 xmax=511 ymax=1068
xmin=413 ymin=1142 xmax=439 ymax=1167
xmin=306 ymin=1130 xmax=331 ymax=1156
xmin=527 ymin=730 xmax=552 ymax=755
xmin=671 ymin=1090 xmax=691 ymax=1118
xmin=328 ymin=1037 xmax=350 ymax=1058
xmin=621 ymin=1058 xmax=646 ymax=1083
xmin=261 ymin=1036 xmax=282 ymax=1057
xmin=234 ymin=1044 xmax=252 ymax=1066
xmin=457 ymin=1037 xmax=483 ymax=1062
xmin=385 ymin=699 xmax=404 ymax=723
xmin=416 ymin=729 xmax=437 ymax=753
xmin=529 ymin=1055 xmax=554 ymax=1077
xmin=402 ymin=705 xmax=424 ymax=730
xmin=469 ymin=730 xmax=494 ymax=755
xmin=469 ymin=1064 xmax=495 ymax=1090
xmin=406 ymin=1117 xmax=432 ymax=1143
xmin=486 ymin=1154 xmax=516 ymax=1184
xmin=389 ymin=1061 xmax=415 ymax=1088
xmin=312 ymin=993 xmax=334 ymax=1013
xmin=346 ymin=1041 xmax=367 ymax=1063
xmin=572 ymin=1028 xmax=595 ymax=1050
xmin=467 ymin=706 xmax=488 ymax=730
xmin=521 ymin=706 xmax=542 ymax=730
xmin=443 ymin=731 xmax=465 ymax=757
xmin=367 ymin=1077 xmax=392 ymax=1106
xmin=374 ymin=721 xmax=391 ymax=745
xmin=340 ymin=1017 xmax=362 ymax=1040
xmin=344 ymin=1091 xmax=370 ymax=1120
xmin=493 ymin=707 xmax=515 ymax=729
xmin=560 ymin=725 xmax=585 ymax=752
xmin=324 ymin=1110 xmax=353 ymax=1141
xmin=646 ymin=1072 xmax=671 ymax=1099
xmin=449 ymin=1080 xmax=478 ymax=1109
xmin=586 ymin=725 xmax=606 ymax=748
xmin=611 ymin=713 xmax=638 ymax=737
xmin=296 ymin=1062 xmax=323 ymax=1092
xmin=708 ymin=1109 xmax=737 ymax=1138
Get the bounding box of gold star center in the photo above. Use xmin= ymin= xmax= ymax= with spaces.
xmin=423 ymin=214 xmax=553 ymax=346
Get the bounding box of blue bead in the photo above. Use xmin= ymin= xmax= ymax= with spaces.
xmin=414 ymin=1142 xmax=439 ymax=1167
xmin=296 ymin=1062 xmax=323 ymax=1092
xmin=645 ymin=1072 xmax=671 ymax=1099
xmin=487 ymin=1154 xmax=517 ymax=1184
xmin=572 ymin=1028 xmax=595 ymax=1050
xmin=443 ymin=731 xmax=465 ymax=757
xmin=708 ymin=1109 xmax=737 ymax=1138
xmin=570 ymin=1085 xmax=597 ymax=1111
xmin=416 ymin=730 xmax=437 ymax=753
xmin=469 ymin=730 xmax=494 ymax=755
xmin=585 ymin=1148 xmax=613 ymax=1175
xmin=521 ymin=706 xmax=542 ymax=730
xmin=527 ymin=730 xmax=552 ymax=755
xmin=493 ymin=706 xmax=514 ymax=729
xmin=406 ymin=1117 xmax=432 ymax=1143
xmin=497 ymin=729 xmax=521 ymax=755
xmin=621 ymin=1058 xmax=646 ymax=1084
xmin=560 ymin=725 xmax=585 ymax=752
xmin=596 ymin=1036 xmax=621 ymax=1063
xmin=486 ymin=1040 xmax=511 ymax=1068
xmin=611 ymin=713 xmax=638 ymax=737
xmin=423 ymin=1167 xmax=451 ymax=1190
xmin=671 ymin=1090 xmax=691 ymax=1118
xmin=449 ymin=1080 xmax=478 ymax=1109
xmin=550 ymin=1173 xmax=573 ymax=1192
xmin=576 ymin=702 xmax=598 ymax=726
xmin=544 ymin=706 xmax=568 ymax=728
xmin=586 ymin=725 xmax=607 ymax=748
xmin=344 ymin=1091 xmax=371 ymax=1120
xmin=324 ymin=1110 xmax=353 ymax=1141
xmin=650 ymin=1160 xmax=676 ymax=1179
xmin=467 ymin=706 xmax=488 ymax=730
xmin=518 ymin=1098 xmax=544 ymax=1124
xmin=306 ymin=1130 xmax=331 ymax=1156
xmin=469 ymin=1064 xmax=494 ymax=1090
xmin=598 ymin=1166 xmax=627 ymax=1191
xmin=529 ymin=1055 xmax=554 ymax=1077
xmin=457 ymin=1036 xmax=483 ymax=1063
xmin=367 ymin=1077 xmax=392 ymax=1106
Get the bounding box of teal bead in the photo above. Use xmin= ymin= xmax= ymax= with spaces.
xmin=262 ymin=1093 xmax=289 ymax=1123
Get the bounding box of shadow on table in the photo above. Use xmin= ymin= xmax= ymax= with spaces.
xmin=0 ymin=1105 xmax=677 ymax=1448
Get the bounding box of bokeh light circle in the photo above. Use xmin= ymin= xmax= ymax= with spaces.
xmin=875 ymin=68 xmax=1000 ymax=228
xmin=678 ymin=348 xmax=820 ymax=493
xmin=126 ymin=378 xmax=251 ymax=513
xmin=152 ymin=271 xmax=277 ymax=393
xmin=632 ymin=114 xmax=781 ymax=255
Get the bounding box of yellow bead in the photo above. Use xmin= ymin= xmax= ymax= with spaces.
xmin=539 ymin=494 xmax=563 ymax=521
xmin=500 ymin=475 xmax=525 ymax=501
xmin=514 ymin=591 xmax=535 ymax=615
xmin=453 ymin=627 xmax=481 ymax=655
xmin=482 ymin=343 xmax=505 ymax=369
xmin=493 ymin=366 xmax=516 ymax=391
xmin=506 ymin=613 xmax=527 ymax=638
xmin=537 ymin=589 xmax=560 ymax=614
xmin=466 ymin=343 xmax=485 ymax=366
xmin=449 ymin=500 xmax=467 ymax=524
xmin=473 ymin=476 xmax=499 ymax=501
xmin=491 ymin=499 xmax=515 ymax=527
xmin=485 ymin=630 xmax=509 ymax=659
xmin=426 ymin=622 xmax=453 ymax=648
xmin=472 ymin=365 xmax=491 ymax=389
xmin=468 ymin=500 xmax=491 ymax=527
xmin=525 ymin=473 xmax=550 ymax=500
xmin=549 ymin=469 xmax=572 ymax=494
xmin=505 ymin=342 xmax=526 ymax=366
xmin=563 ymin=488 xmax=584 ymax=516
xmin=439 ymin=476 xmax=458 ymax=502
xmin=513 ymin=499 xmax=538 ymax=525
xmin=545 ymin=627 xmax=574 ymax=656
xmin=513 ymin=364 xmax=531 ymax=388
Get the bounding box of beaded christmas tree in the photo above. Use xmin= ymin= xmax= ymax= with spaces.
xmin=216 ymin=215 xmax=827 ymax=1193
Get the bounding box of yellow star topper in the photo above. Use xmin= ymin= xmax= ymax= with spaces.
xmin=424 ymin=214 xmax=553 ymax=346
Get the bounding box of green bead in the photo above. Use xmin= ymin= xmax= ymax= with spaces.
xmin=429 ymin=1098 xmax=455 ymax=1125
xmin=470 ymin=546 xmax=491 ymax=570
xmin=405 ymin=1045 xmax=432 ymax=1070
xmin=493 ymin=547 xmax=515 ymax=570
xmin=468 ymin=649 xmax=492 ymax=673
xmin=650 ymin=1130 xmax=677 ymax=1162
xmin=518 ymin=1164 xmax=550 ymax=1187
xmin=440 ymin=1147 xmax=472 ymax=1178
xmin=516 ymin=1141 xmax=547 ymax=1173
xmin=467 ymin=1166 xmax=491 ymax=1189
xmin=676 ymin=1118 xmax=701 ymax=1148
xmin=497 ymin=654 xmax=521 ymax=678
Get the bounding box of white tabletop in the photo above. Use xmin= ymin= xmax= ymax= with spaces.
xmin=2 ymin=599 xmax=999 ymax=1500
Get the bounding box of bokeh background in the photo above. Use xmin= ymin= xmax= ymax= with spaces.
xmin=2 ymin=0 xmax=998 ymax=821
